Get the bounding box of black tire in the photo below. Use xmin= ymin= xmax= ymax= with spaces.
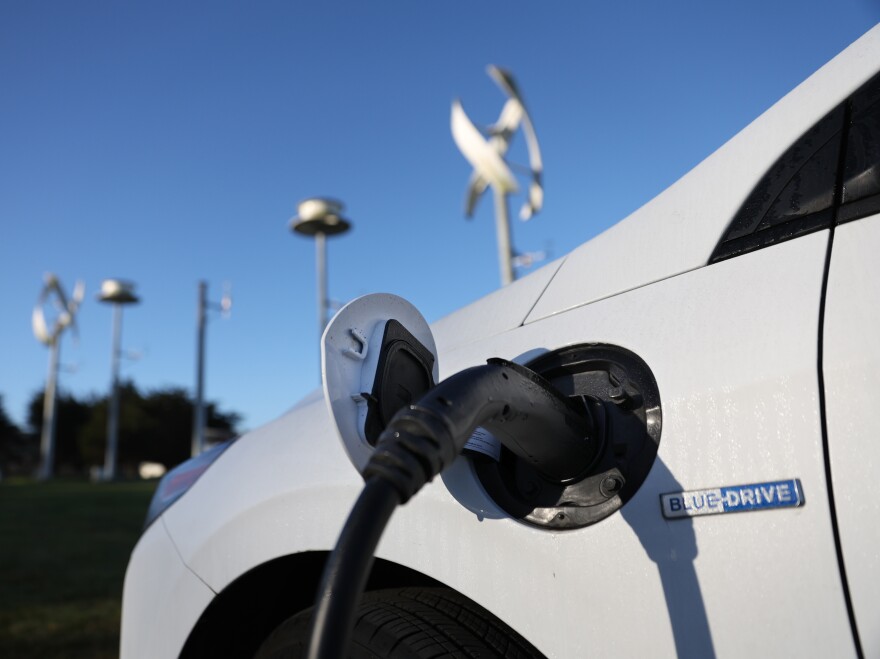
xmin=254 ymin=587 xmax=546 ymax=659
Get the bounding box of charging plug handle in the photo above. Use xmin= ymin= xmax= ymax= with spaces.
xmin=364 ymin=357 xmax=594 ymax=502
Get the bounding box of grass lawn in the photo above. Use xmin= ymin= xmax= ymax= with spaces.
xmin=0 ymin=479 xmax=156 ymax=659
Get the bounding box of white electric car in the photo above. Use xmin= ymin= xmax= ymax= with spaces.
xmin=122 ymin=25 xmax=880 ymax=659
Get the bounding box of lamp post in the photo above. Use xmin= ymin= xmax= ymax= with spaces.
xmin=98 ymin=279 xmax=139 ymax=481
xmin=289 ymin=197 xmax=352 ymax=350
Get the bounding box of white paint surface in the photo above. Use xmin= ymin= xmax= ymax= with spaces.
xmin=823 ymin=215 xmax=880 ymax=658
xmin=322 ymin=293 xmax=438 ymax=472
xmin=430 ymin=256 xmax=563 ymax=354
xmin=120 ymin=519 xmax=214 ymax=659
xmin=146 ymin=232 xmax=854 ymax=658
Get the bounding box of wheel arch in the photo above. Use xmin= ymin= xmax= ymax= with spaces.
xmin=179 ymin=551 xmax=445 ymax=659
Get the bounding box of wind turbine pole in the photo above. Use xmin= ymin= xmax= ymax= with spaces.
xmin=493 ymin=188 xmax=514 ymax=286
xmin=37 ymin=338 xmax=61 ymax=480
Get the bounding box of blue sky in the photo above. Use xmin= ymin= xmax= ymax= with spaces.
xmin=2 ymin=2 xmax=878 ymax=433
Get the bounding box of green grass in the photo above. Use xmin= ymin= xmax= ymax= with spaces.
xmin=0 ymin=479 xmax=156 ymax=659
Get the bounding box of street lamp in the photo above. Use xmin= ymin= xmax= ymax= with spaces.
xmin=98 ymin=278 xmax=139 ymax=481
xmin=289 ymin=197 xmax=352 ymax=349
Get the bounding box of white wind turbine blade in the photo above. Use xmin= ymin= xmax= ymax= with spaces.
xmin=464 ymin=171 xmax=489 ymax=218
xmin=71 ymin=280 xmax=85 ymax=309
xmin=33 ymin=274 xmax=57 ymax=344
xmin=32 ymin=274 xmax=85 ymax=345
xmin=451 ymin=100 xmax=519 ymax=194
xmin=464 ymin=98 xmax=523 ymax=217
xmin=487 ymin=65 xmax=543 ymax=220
xmin=49 ymin=277 xmax=73 ymax=330
xmin=487 ymin=65 xmax=522 ymax=104
xmin=32 ymin=306 xmax=51 ymax=345
xmin=518 ymin=109 xmax=544 ymax=220
xmin=68 ymin=280 xmax=85 ymax=343
xmin=489 ymin=98 xmax=523 ymax=147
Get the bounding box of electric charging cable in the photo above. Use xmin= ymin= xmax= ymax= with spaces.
xmin=307 ymin=358 xmax=596 ymax=659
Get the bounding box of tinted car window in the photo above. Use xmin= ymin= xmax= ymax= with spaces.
xmin=840 ymin=72 xmax=880 ymax=223
xmin=709 ymin=106 xmax=844 ymax=263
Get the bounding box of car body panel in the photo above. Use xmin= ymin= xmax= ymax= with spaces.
xmin=120 ymin=518 xmax=215 ymax=659
xmin=162 ymin=396 xmax=362 ymax=593
xmin=430 ymin=230 xmax=852 ymax=657
xmin=823 ymin=213 xmax=880 ymax=658
xmin=430 ymin=256 xmax=563 ymax=355
xmin=159 ymin=231 xmax=853 ymax=658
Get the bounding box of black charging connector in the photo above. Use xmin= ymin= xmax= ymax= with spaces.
xmin=307 ymin=358 xmax=595 ymax=659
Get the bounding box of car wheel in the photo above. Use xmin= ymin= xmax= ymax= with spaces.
xmin=254 ymin=587 xmax=546 ymax=659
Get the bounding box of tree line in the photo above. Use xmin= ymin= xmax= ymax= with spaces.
xmin=0 ymin=384 xmax=240 ymax=478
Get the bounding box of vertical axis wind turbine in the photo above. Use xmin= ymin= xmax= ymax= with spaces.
xmin=451 ymin=65 xmax=544 ymax=286
xmin=32 ymin=274 xmax=84 ymax=480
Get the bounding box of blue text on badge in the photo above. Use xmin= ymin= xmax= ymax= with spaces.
xmin=660 ymin=479 xmax=804 ymax=519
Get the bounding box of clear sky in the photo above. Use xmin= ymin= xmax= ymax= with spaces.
xmin=2 ymin=2 xmax=878 ymax=433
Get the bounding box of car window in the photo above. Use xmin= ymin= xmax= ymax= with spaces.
xmin=709 ymin=106 xmax=844 ymax=263
xmin=840 ymin=72 xmax=880 ymax=223
xmin=711 ymin=71 xmax=880 ymax=264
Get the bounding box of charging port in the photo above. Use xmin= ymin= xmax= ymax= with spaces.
xmin=472 ymin=343 xmax=662 ymax=530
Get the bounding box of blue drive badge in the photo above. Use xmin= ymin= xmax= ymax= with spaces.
xmin=661 ymin=479 xmax=804 ymax=519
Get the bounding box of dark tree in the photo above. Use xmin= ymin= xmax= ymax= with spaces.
xmin=26 ymin=389 xmax=92 ymax=475
xmin=76 ymin=382 xmax=151 ymax=474
xmin=24 ymin=383 xmax=241 ymax=477
xmin=0 ymin=395 xmax=35 ymax=476
xmin=136 ymin=388 xmax=239 ymax=468
xmin=138 ymin=387 xmax=194 ymax=468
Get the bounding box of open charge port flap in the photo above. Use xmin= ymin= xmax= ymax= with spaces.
xmin=472 ymin=343 xmax=662 ymax=530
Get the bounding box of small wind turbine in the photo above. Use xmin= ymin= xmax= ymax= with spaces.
xmin=32 ymin=273 xmax=84 ymax=480
xmin=451 ymin=65 xmax=544 ymax=286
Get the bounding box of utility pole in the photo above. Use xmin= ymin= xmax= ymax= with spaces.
xmin=192 ymin=281 xmax=207 ymax=457
xmin=191 ymin=280 xmax=231 ymax=457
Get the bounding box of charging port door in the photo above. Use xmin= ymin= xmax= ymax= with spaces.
xmin=322 ymin=293 xmax=439 ymax=473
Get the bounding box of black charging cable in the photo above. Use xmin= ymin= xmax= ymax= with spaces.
xmin=307 ymin=358 xmax=595 ymax=659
